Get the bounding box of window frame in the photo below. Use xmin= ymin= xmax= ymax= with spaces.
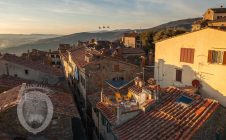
xmin=176 ymin=69 xmax=182 ymax=82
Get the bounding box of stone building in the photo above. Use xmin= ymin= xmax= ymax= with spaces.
xmin=0 ymin=83 xmax=82 ymax=140
xmin=0 ymin=54 xmax=64 ymax=84
xmin=48 ymin=50 xmax=61 ymax=68
xmin=60 ymin=46 xmax=141 ymax=106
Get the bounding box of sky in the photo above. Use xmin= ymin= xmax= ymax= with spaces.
xmin=0 ymin=0 xmax=226 ymax=35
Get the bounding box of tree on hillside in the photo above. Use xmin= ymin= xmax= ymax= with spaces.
xmin=153 ymin=28 xmax=187 ymax=42
xmin=141 ymin=31 xmax=155 ymax=54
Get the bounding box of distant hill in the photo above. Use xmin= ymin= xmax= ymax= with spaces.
xmin=1 ymin=18 xmax=200 ymax=55
xmin=144 ymin=18 xmax=201 ymax=32
xmin=0 ymin=34 xmax=59 ymax=50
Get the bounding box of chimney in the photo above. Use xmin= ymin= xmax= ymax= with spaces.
xmin=140 ymin=56 xmax=146 ymax=67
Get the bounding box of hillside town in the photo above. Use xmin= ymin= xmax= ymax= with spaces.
xmin=0 ymin=6 xmax=226 ymax=140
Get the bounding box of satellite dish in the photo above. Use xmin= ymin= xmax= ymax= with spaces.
xmin=192 ymin=79 xmax=200 ymax=88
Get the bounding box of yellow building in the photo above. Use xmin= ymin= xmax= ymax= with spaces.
xmin=121 ymin=33 xmax=142 ymax=48
xmin=203 ymin=8 xmax=226 ymax=21
xmin=192 ymin=7 xmax=226 ymax=31
xmin=155 ymin=28 xmax=226 ymax=106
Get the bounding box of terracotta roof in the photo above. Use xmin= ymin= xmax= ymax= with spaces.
xmin=70 ymin=47 xmax=89 ymax=68
xmin=0 ymin=85 xmax=79 ymax=118
xmin=210 ymin=8 xmax=226 ymax=13
xmin=70 ymin=47 xmax=102 ymax=68
xmin=48 ymin=91 xmax=80 ymax=118
xmin=0 ymin=86 xmax=21 ymax=113
xmin=60 ymin=52 xmax=69 ymax=62
xmin=113 ymin=87 xmax=220 ymax=140
xmin=128 ymin=85 xmax=142 ymax=95
xmin=121 ymin=48 xmax=145 ymax=55
xmin=123 ymin=33 xmax=139 ymax=38
xmin=0 ymin=54 xmax=64 ymax=77
xmin=96 ymin=102 xmax=117 ymax=125
xmin=0 ymin=75 xmax=35 ymax=92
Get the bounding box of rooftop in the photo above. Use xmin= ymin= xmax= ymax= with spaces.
xmin=0 ymin=54 xmax=64 ymax=77
xmin=113 ymin=87 xmax=219 ymax=140
xmin=70 ymin=46 xmax=102 ymax=68
xmin=210 ymin=8 xmax=226 ymax=13
xmin=0 ymin=84 xmax=79 ymax=118
xmin=0 ymin=75 xmax=35 ymax=93
xmin=123 ymin=32 xmax=139 ymax=38
xmin=0 ymin=75 xmax=68 ymax=93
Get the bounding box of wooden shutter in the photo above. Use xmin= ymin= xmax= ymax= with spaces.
xmin=180 ymin=48 xmax=184 ymax=62
xmin=190 ymin=49 xmax=195 ymax=63
xmin=208 ymin=50 xmax=213 ymax=63
xmin=223 ymin=51 xmax=226 ymax=65
xmin=184 ymin=49 xmax=188 ymax=63
xmin=188 ymin=49 xmax=191 ymax=63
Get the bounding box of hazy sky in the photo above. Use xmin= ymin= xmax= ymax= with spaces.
xmin=0 ymin=0 xmax=226 ymax=35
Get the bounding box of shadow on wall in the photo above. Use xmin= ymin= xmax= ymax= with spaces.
xmin=155 ymin=59 xmax=226 ymax=107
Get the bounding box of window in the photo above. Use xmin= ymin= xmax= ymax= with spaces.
xmin=106 ymin=123 xmax=111 ymax=133
xmin=208 ymin=50 xmax=226 ymax=65
xmin=51 ymin=54 xmax=54 ymax=58
xmin=217 ymin=16 xmax=223 ymax=19
xmin=114 ymin=64 xmax=119 ymax=72
xmin=180 ymin=48 xmax=195 ymax=63
xmin=25 ymin=70 xmax=29 ymax=75
xmin=101 ymin=114 xmax=106 ymax=126
xmin=176 ymin=69 xmax=182 ymax=82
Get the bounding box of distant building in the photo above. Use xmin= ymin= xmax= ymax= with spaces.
xmin=48 ymin=50 xmax=61 ymax=68
xmin=203 ymin=7 xmax=226 ymax=21
xmin=0 ymin=54 xmax=64 ymax=84
xmin=21 ymin=49 xmax=49 ymax=63
xmin=192 ymin=7 xmax=226 ymax=31
xmin=58 ymin=44 xmax=72 ymax=53
xmin=112 ymin=47 xmax=146 ymax=66
xmin=155 ymin=27 xmax=226 ymax=107
xmin=121 ymin=32 xmax=142 ymax=48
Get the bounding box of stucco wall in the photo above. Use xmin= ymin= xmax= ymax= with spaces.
xmin=155 ymin=28 xmax=226 ymax=106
